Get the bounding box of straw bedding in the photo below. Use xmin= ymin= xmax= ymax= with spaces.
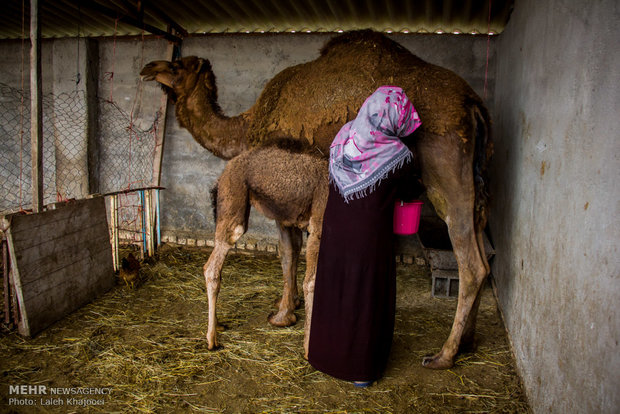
xmin=0 ymin=245 xmax=529 ymax=413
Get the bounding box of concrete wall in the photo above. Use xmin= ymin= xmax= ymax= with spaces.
xmin=0 ymin=33 xmax=493 ymax=238
xmin=490 ymin=1 xmax=619 ymax=412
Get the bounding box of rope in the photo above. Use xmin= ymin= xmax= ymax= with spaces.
xmin=105 ymin=18 xmax=119 ymax=103
xmin=75 ymin=1 xmax=82 ymax=88
xmin=484 ymin=0 xmax=492 ymax=100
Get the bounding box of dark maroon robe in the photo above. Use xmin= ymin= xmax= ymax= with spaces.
xmin=308 ymin=164 xmax=420 ymax=382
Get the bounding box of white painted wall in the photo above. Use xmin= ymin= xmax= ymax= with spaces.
xmin=490 ymin=0 xmax=619 ymax=412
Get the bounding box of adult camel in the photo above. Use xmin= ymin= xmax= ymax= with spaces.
xmin=140 ymin=30 xmax=492 ymax=369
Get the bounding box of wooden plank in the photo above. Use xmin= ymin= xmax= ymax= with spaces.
xmin=11 ymin=219 xmax=108 ymax=259
xmin=30 ymin=0 xmax=43 ymax=213
xmin=6 ymin=197 xmax=114 ymax=336
xmin=5 ymin=231 xmax=30 ymax=336
xmin=151 ymin=42 xmax=178 ymax=187
xmin=2 ymin=240 xmax=11 ymax=326
xmin=16 ymin=232 xmax=110 ymax=291
xmin=9 ymin=202 xmax=102 ymax=235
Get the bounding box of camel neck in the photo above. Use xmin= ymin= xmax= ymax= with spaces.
xmin=175 ymin=88 xmax=250 ymax=160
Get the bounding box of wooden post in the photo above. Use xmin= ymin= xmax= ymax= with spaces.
xmin=2 ymin=239 xmax=11 ymax=327
xmin=30 ymin=0 xmax=43 ymax=212
xmin=151 ymin=41 xmax=179 ymax=187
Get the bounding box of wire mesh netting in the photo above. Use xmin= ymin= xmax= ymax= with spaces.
xmin=98 ymin=99 xmax=161 ymax=195
xmin=0 ymin=82 xmax=85 ymax=211
xmin=0 ymin=81 xmax=161 ymax=215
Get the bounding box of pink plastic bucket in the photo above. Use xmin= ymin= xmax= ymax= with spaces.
xmin=393 ymin=200 xmax=423 ymax=235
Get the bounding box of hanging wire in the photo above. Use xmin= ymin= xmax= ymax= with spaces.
xmin=483 ymin=0 xmax=492 ymax=100
xmin=75 ymin=0 xmax=82 ymax=88
xmin=105 ymin=17 xmax=119 ymax=103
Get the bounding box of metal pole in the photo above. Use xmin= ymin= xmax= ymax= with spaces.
xmin=110 ymin=195 xmax=119 ymax=272
xmin=145 ymin=189 xmax=153 ymax=256
xmin=139 ymin=190 xmax=146 ymax=259
xmin=156 ymin=188 xmax=161 ymax=248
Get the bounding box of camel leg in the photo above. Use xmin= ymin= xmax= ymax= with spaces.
xmin=422 ymin=202 xmax=489 ymax=369
xmin=268 ymin=223 xmax=303 ymax=327
xmin=302 ymin=214 xmax=323 ymax=359
xmin=460 ymin=230 xmax=491 ymax=350
xmin=416 ymin=128 xmax=490 ymax=369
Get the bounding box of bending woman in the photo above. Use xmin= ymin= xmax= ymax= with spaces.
xmin=308 ymin=86 xmax=423 ymax=386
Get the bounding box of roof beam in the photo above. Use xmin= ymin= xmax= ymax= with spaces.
xmin=142 ymin=0 xmax=188 ymax=37
xmin=72 ymin=0 xmax=183 ymax=43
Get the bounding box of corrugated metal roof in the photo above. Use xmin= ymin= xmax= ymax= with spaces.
xmin=1 ymin=0 xmax=514 ymax=40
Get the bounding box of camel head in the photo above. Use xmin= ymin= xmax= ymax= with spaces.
xmin=140 ymin=56 xmax=217 ymax=103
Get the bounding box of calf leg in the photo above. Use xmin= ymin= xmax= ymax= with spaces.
xmin=204 ymin=239 xmax=234 ymax=350
xmin=302 ymin=213 xmax=323 ymax=359
xmin=268 ymin=223 xmax=303 ymax=327
xmin=204 ymin=167 xmax=249 ymax=350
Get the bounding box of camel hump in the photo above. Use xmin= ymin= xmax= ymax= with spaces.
xmin=320 ymin=30 xmax=406 ymax=56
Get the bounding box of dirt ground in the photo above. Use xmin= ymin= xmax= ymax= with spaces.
xmin=0 ymin=245 xmax=530 ymax=413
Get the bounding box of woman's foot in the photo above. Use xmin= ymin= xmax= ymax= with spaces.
xmin=353 ymin=381 xmax=373 ymax=388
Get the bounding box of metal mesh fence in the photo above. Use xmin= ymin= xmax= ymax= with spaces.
xmin=98 ymin=99 xmax=160 ymax=195
xmin=0 ymin=81 xmax=160 ymax=215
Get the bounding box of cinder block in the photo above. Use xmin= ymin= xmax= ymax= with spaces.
xmin=163 ymin=234 xmax=177 ymax=244
xmin=431 ymin=270 xmax=459 ymax=298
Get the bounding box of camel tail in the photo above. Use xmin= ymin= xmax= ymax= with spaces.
xmin=210 ymin=183 xmax=219 ymax=221
xmin=472 ymin=102 xmax=493 ymax=232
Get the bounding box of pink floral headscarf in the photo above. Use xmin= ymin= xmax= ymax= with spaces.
xmin=329 ymin=86 xmax=422 ymax=201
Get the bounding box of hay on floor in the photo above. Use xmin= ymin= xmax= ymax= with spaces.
xmin=0 ymin=245 xmax=530 ymax=413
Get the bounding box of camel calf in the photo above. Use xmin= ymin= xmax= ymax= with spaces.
xmin=203 ymin=141 xmax=328 ymax=355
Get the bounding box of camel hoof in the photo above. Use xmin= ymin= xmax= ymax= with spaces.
xmin=268 ymin=311 xmax=297 ymax=327
xmin=422 ymin=354 xmax=454 ymax=370
xmin=207 ymin=335 xmax=220 ymax=351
